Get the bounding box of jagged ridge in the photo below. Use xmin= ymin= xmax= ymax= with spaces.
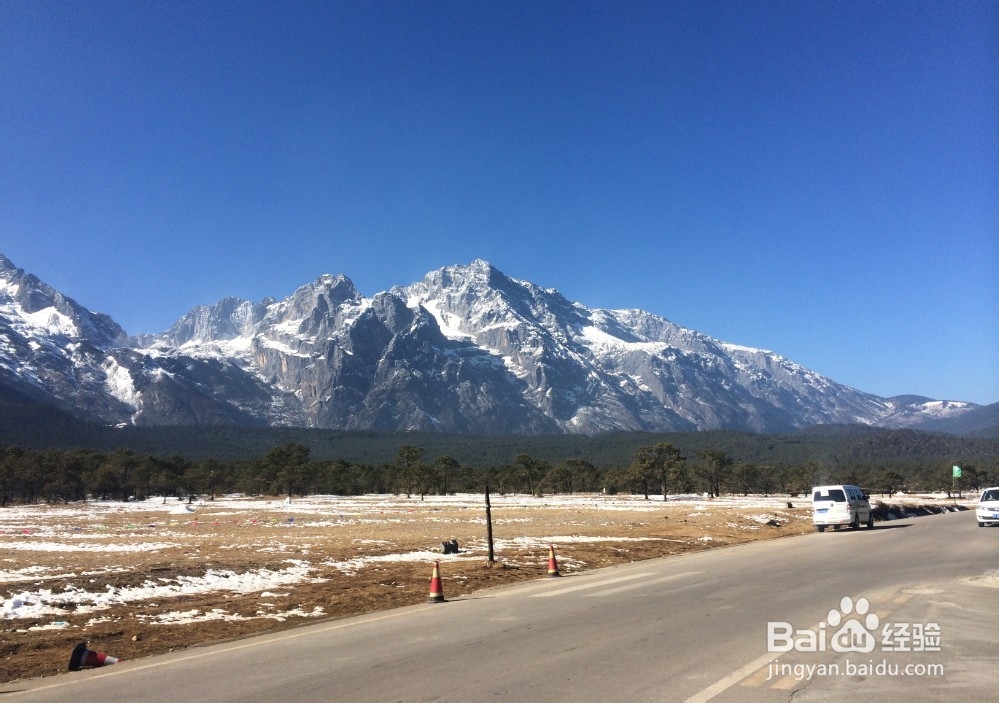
xmin=0 ymin=253 xmax=982 ymax=434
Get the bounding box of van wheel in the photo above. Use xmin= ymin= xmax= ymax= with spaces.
xmin=850 ymin=514 xmax=860 ymax=530
xmin=866 ymin=514 xmax=874 ymax=528
xmin=816 ymin=525 xmax=826 ymax=533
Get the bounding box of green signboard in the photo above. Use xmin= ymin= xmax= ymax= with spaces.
xmin=952 ymin=465 xmax=962 ymax=478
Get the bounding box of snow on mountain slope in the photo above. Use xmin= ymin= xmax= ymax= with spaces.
xmin=0 ymin=253 xmax=981 ymax=434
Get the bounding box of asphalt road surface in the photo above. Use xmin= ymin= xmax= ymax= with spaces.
xmin=4 ymin=510 xmax=996 ymax=702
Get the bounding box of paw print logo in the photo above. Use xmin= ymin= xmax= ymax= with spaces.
xmin=828 ymin=596 xmax=879 ymax=653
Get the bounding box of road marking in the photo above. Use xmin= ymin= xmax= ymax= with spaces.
xmin=737 ymin=664 xmax=770 ymax=688
xmin=684 ymin=651 xmax=774 ymax=703
xmin=584 ymin=571 xmax=703 ymax=597
xmin=893 ymin=592 xmax=913 ymax=605
xmin=531 ymin=572 xmax=654 ymax=597
xmin=770 ymin=675 xmax=799 ymax=690
xmin=691 ymin=588 xmax=926 ymax=701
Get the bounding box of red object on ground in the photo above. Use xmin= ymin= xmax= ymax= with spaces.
xmin=547 ymin=544 xmax=561 ymax=577
xmin=428 ymin=561 xmax=446 ymax=602
xmin=68 ymin=643 xmax=120 ymax=671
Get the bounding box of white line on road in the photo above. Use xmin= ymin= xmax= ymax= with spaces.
xmin=684 ymin=651 xmax=774 ymax=703
xmin=531 ymin=572 xmax=655 ymax=597
xmin=684 ymin=586 xmax=903 ymax=702
xmin=584 ymin=571 xmax=703 ymax=597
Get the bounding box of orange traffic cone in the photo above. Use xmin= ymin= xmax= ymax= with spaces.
xmin=427 ymin=560 xmax=446 ymax=602
xmin=547 ymin=544 xmax=561 ymax=577
xmin=68 ymin=642 xmax=120 ymax=671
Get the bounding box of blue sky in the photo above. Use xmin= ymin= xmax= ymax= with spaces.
xmin=2 ymin=1 xmax=996 ymax=404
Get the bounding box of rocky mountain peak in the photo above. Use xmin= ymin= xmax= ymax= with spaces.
xmin=144 ymin=296 xmax=262 ymax=347
xmin=0 ymin=253 xmax=19 ymax=276
xmin=272 ymin=273 xmax=359 ymax=323
xmin=0 ymin=254 xmax=126 ymax=348
xmin=0 ymin=252 xmax=984 ymax=434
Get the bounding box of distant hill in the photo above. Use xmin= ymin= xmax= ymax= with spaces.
xmin=907 ymin=402 xmax=999 ymax=438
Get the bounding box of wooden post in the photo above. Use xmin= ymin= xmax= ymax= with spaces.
xmin=485 ymin=484 xmax=495 ymax=563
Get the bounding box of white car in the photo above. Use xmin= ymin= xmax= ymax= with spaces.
xmin=976 ymin=487 xmax=999 ymax=527
xmin=812 ymin=484 xmax=873 ymax=532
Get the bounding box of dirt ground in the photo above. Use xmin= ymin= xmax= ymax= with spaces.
xmin=0 ymin=494 xmax=953 ymax=684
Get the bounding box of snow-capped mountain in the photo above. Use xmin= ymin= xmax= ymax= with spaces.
xmin=0 ymin=254 xmax=981 ymax=434
xmin=0 ymin=253 xmax=131 ymax=421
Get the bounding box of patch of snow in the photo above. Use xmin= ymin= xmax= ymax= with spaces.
xmin=417 ymin=299 xmax=475 ymax=341
xmin=257 ymin=336 xmax=311 ymax=358
xmin=137 ymin=605 xmax=324 ymax=625
xmin=23 ymin=306 xmax=77 ymax=337
xmin=102 ymin=357 xmax=139 ymax=408
xmin=2 ymin=561 xmax=323 ymax=619
xmin=0 ymin=541 xmax=174 ymax=553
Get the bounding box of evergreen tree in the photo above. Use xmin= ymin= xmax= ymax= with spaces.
xmin=696 ymin=449 xmax=732 ymax=497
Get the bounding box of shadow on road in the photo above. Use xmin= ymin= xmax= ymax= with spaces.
xmin=815 ymin=523 xmax=912 ymax=533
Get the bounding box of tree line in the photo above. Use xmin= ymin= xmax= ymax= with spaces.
xmin=1 ymin=437 xmax=995 ymax=506
xmin=3 ymin=393 xmax=997 ymax=470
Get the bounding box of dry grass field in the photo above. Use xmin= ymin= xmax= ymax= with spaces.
xmin=0 ymin=492 xmax=960 ymax=684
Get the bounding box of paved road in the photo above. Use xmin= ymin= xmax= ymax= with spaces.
xmin=3 ymin=510 xmax=996 ymax=702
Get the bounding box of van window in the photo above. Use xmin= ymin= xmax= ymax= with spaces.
xmin=815 ymin=489 xmax=846 ymax=502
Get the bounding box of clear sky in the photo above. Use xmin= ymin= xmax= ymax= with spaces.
xmin=2 ymin=1 xmax=996 ymax=404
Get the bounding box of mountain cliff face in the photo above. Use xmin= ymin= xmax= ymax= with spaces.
xmin=0 ymin=254 xmax=131 ymax=420
xmin=0 ymin=254 xmax=981 ymax=434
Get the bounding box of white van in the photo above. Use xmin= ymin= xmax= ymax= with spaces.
xmin=812 ymin=484 xmax=873 ymax=532
xmin=976 ymin=487 xmax=999 ymax=527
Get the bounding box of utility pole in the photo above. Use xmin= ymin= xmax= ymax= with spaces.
xmin=485 ymin=484 xmax=495 ymax=563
